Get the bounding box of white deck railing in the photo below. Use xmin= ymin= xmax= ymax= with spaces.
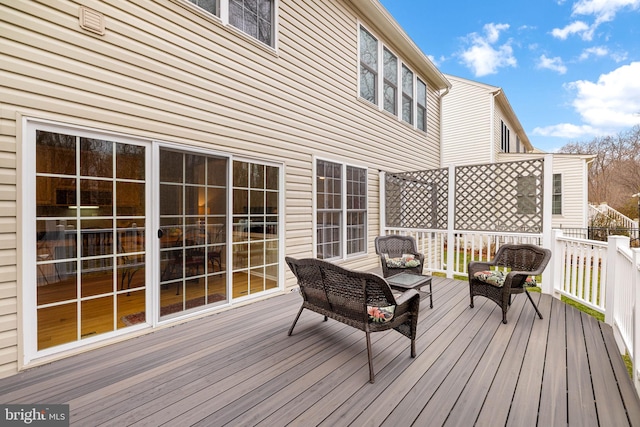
xmin=551 ymin=230 xmax=607 ymax=313
xmin=382 ymin=227 xmax=640 ymax=393
xmin=384 ymin=227 xmax=542 ymax=277
xmin=590 ymin=203 xmax=639 ymax=229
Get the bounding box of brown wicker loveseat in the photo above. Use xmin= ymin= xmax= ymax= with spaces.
xmin=285 ymin=257 xmax=421 ymax=383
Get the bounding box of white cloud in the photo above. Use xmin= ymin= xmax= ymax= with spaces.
xmin=537 ymin=55 xmax=568 ymax=74
xmin=572 ymin=0 xmax=640 ymax=24
xmin=551 ymin=21 xmax=593 ymax=40
xmin=611 ymin=51 xmax=629 ymax=62
xmin=552 ymin=0 xmax=640 ymax=41
xmin=535 ymin=62 xmax=640 ymax=138
xmin=532 ymin=123 xmax=597 ymax=138
xmin=459 ymin=23 xmax=517 ymax=77
xmin=568 ymin=62 xmax=640 ymax=128
xmin=578 ymin=46 xmax=609 ymax=60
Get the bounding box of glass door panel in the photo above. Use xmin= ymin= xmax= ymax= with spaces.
xmin=158 ymin=149 xmax=228 ymax=319
xmin=231 ymin=161 xmax=279 ymax=298
xmin=35 ymin=131 xmax=147 ymax=350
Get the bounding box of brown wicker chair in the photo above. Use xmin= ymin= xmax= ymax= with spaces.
xmin=468 ymin=244 xmax=551 ymax=324
xmin=374 ymin=235 xmax=424 ymax=278
xmin=285 ymin=257 xmax=421 ymax=383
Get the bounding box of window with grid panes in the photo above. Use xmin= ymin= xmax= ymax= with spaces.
xmin=316 ymin=160 xmax=367 ymax=260
xmin=187 ymin=0 xmax=274 ymax=47
xmin=383 ymin=48 xmax=398 ymax=115
xmin=417 ymin=78 xmax=427 ymax=132
xmin=359 ymin=27 xmax=378 ymax=105
xmin=552 ymin=174 xmax=562 ymax=215
xmin=402 ymin=65 xmax=413 ymax=124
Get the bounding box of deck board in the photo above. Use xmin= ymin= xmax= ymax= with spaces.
xmin=1 ymin=277 xmax=639 ymax=426
xmin=506 ymin=293 xmax=552 ymax=426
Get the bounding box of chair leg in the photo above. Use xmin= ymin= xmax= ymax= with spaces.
xmin=525 ymin=289 xmax=544 ymax=319
xmin=288 ymin=306 xmax=304 ymax=336
xmin=366 ymin=331 xmax=375 ymax=383
xmin=502 ymin=309 xmax=508 ymax=324
xmin=411 ymin=338 xmax=416 ymax=358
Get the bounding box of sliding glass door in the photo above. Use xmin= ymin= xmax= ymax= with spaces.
xmin=158 ymin=149 xmax=228 ymax=318
xmin=35 ymin=131 xmax=147 ymax=350
xmin=30 ymin=127 xmax=281 ymax=357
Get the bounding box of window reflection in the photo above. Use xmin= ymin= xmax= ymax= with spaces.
xmin=35 ymin=130 xmax=146 ymax=351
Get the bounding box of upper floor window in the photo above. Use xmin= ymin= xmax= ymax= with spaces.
xmin=552 ymin=174 xmax=562 ymax=215
xmin=359 ymin=27 xmax=378 ymax=104
xmin=187 ymin=0 xmax=275 ymax=47
xmin=401 ymin=65 xmax=414 ymax=125
xmin=501 ymin=121 xmax=510 ymax=152
xmin=383 ymin=48 xmax=398 ymax=115
xmin=316 ymin=159 xmax=367 ymax=260
xmin=229 ymin=0 xmax=273 ymax=46
xmin=189 ymin=0 xmax=218 ymax=16
xmin=417 ymin=78 xmax=427 ymax=132
xmin=358 ymin=25 xmax=428 ymax=133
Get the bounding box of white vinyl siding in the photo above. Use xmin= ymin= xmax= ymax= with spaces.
xmin=2 ymin=0 xmax=445 ymax=377
xmin=441 ymin=77 xmax=493 ymax=166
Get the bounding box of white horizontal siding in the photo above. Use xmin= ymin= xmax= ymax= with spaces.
xmin=1 ymin=0 xmax=445 ymax=376
xmin=442 ymin=77 xmax=492 ymax=166
xmin=551 ymin=156 xmax=588 ymax=229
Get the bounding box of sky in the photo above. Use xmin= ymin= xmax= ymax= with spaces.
xmin=379 ymin=0 xmax=640 ymax=152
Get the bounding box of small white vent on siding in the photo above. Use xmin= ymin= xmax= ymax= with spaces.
xmin=79 ymin=7 xmax=105 ymax=35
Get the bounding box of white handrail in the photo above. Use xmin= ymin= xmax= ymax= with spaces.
xmin=590 ymin=203 xmax=639 ymax=229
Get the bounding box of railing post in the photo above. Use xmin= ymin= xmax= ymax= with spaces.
xmin=633 ymin=248 xmax=640 ymax=394
xmin=605 ymin=235 xmax=629 ymax=328
xmin=545 ymin=229 xmax=563 ymax=297
xmin=446 ymin=165 xmax=455 ymax=278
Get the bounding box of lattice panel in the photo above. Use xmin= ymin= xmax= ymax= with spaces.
xmin=384 ymin=168 xmax=448 ymax=229
xmin=455 ymin=159 xmax=544 ymax=232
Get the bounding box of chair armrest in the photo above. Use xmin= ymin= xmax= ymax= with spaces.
xmin=393 ymin=289 xmax=420 ymax=316
xmin=468 ymin=261 xmax=493 ymax=275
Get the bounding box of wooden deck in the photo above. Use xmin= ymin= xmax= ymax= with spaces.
xmin=2 ymin=277 xmax=640 ymax=426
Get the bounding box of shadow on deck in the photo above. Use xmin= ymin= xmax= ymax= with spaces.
xmin=1 ymin=277 xmax=640 ymax=426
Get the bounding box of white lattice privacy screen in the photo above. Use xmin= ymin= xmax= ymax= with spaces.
xmin=384 ymin=159 xmax=544 ymax=233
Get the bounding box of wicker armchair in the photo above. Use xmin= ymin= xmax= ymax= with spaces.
xmin=285 ymin=257 xmax=421 ymax=383
xmin=468 ymin=244 xmax=551 ymax=324
xmin=374 ymin=235 xmax=424 ymax=278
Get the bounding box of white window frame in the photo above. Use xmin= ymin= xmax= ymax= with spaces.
xmin=21 ymin=119 xmax=153 ymax=367
xmin=181 ymin=0 xmax=279 ymax=49
xmin=313 ymin=157 xmax=368 ymax=261
xmin=20 ymin=119 xmax=285 ymax=367
xmin=357 ymin=23 xmax=427 ymax=133
xmin=501 ymin=121 xmax=511 ymax=153
xmin=416 ymin=78 xmax=427 ymax=132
